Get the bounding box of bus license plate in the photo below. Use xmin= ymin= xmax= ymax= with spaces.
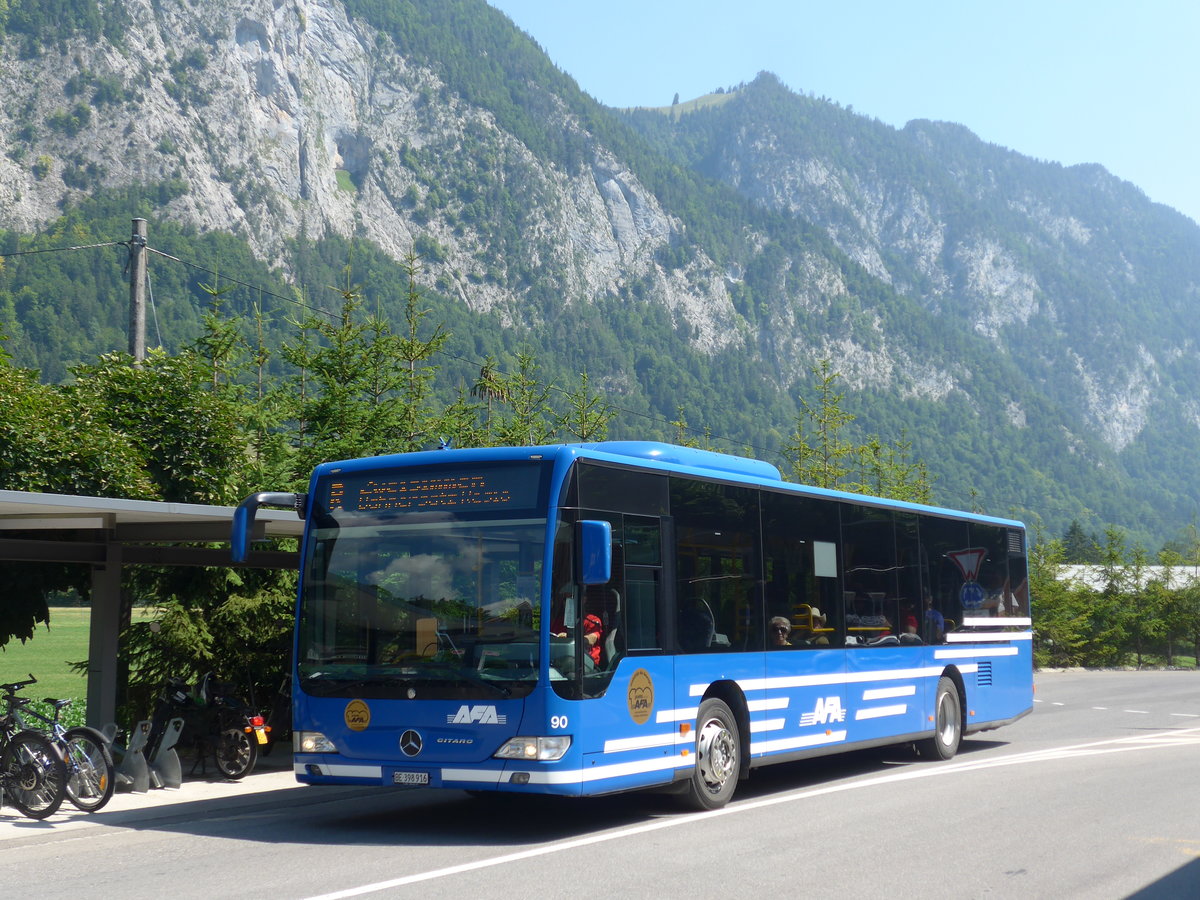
xmin=392 ymin=771 xmax=429 ymax=786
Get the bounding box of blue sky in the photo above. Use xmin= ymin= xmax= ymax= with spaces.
xmin=487 ymin=1 xmax=1200 ymax=225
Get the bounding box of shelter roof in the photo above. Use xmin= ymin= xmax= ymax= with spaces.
xmin=0 ymin=489 xmax=301 ymax=567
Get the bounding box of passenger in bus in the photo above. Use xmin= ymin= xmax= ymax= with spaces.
xmin=769 ymin=616 xmax=793 ymax=647
xmin=898 ymin=601 xmax=924 ymax=644
xmin=923 ymin=591 xmax=945 ymax=643
xmin=791 ymin=608 xmax=830 ymax=646
xmin=551 ymin=584 xmax=604 ymax=669
xmin=580 ymin=612 xmax=604 ymax=666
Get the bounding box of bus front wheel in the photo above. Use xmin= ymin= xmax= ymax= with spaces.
xmin=918 ymin=676 xmax=962 ymax=760
xmin=682 ymin=697 xmax=740 ymax=810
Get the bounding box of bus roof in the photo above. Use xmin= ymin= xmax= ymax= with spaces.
xmin=312 ymin=440 xmax=1025 ymax=530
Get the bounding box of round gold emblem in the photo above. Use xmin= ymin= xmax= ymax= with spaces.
xmin=627 ymin=668 xmax=654 ymax=725
xmin=344 ymin=699 xmax=370 ymax=731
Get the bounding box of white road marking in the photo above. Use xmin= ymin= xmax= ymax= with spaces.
xmin=301 ymin=726 xmax=1200 ymax=900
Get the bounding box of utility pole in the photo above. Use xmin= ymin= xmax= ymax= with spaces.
xmin=128 ymin=217 xmax=147 ymax=362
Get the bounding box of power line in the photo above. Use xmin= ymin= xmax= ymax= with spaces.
xmin=0 ymin=240 xmax=126 ymax=259
xmin=145 ymin=246 xmax=339 ymax=320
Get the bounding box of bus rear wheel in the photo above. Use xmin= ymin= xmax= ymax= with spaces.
xmin=918 ymin=676 xmax=962 ymax=760
xmin=682 ymin=698 xmax=740 ymax=811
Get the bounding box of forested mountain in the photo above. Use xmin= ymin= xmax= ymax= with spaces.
xmin=0 ymin=0 xmax=1198 ymax=547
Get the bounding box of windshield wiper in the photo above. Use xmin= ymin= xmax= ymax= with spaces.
xmin=301 ymin=674 xmax=406 ymax=697
xmin=301 ymin=667 xmax=511 ymax=699
xmin=423 ymin=662 xmax=511 ymax=698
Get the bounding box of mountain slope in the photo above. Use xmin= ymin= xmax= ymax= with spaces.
xmin=0 ymin=1 xmax=1197 ymax=546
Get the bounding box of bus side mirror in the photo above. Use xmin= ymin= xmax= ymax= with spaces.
xmin=577 ymin=520 xmax=612 ymax=585
xmin=231 ymin=492 xmax=306 ymax=563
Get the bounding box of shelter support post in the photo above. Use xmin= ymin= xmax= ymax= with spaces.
xmin=87 ymin=542 xmax=122 ymax=730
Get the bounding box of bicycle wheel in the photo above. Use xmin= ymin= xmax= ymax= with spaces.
xmin=1 ymin=730 xmax=67 ymax=819
xmin=62 ymin=727 xmax=115 ymax=812
xmin=213 ymin=727 xmax=257 ymax=779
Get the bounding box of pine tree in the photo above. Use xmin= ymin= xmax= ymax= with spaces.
xmin=783 ymin=359 xmax=854 ymax=489
xmin=559 ymin=370 xmax=614 ymax=442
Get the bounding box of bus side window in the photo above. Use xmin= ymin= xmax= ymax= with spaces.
xmin=670 ymin=478 xmax=760 ymax=653
xmin=625 ymin=568 xmax=661 ymax=651
xmin=761 ymin=492 xmax=841 ymax=650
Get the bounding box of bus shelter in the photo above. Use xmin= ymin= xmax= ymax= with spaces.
xmin=0 ymin=489 xmax=302 ymax=729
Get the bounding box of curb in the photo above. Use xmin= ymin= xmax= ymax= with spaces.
xmin=0 ymin=765 xmax=374 ymax=840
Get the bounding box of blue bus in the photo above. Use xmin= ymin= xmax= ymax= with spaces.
xmin=232 ymin=441 xmax=1032 ymax=810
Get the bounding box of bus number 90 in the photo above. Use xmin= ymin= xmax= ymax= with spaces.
xmin=550 ymin=715 xmax=568 ymax=730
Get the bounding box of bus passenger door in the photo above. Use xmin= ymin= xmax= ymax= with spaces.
xmin=761 ymin=494 xmax=848 ymax=760
xmin=843 ymin=510 xmax=927 ymax=743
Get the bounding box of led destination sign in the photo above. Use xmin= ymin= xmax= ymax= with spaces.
xmin=320 ymin=462 xmax=545 ymax=514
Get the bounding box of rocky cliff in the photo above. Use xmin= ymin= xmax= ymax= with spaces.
xmin=0 ymin=0 xmax=742 ymax=348
xmin=3 ymin=0 xmax=1200 ymax=544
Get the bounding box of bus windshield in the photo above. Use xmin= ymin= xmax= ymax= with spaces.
xmin=298 ymin=506 xmax=546 ymax=701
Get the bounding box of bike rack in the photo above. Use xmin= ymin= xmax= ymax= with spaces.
xmin=104 ymin=720 xmax=151 ymax=793
xmin=148 ymin=717 xmax=184 ymax=790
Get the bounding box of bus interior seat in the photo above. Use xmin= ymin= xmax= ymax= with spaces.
xmin=603 ymin=626 xmax=622 ymax=669
xmin=678 ymin=599 xmax=715 ymax=650
xmin=597 ymin=588 xmax=622 ymax=669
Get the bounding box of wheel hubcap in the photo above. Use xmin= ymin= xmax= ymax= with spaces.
xmin=696 ymin=717 xmax=736 ymax=791
xmin=938 ymin=694 xmax=958 ymax=745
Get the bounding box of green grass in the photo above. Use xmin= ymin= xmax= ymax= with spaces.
xmin=1 ymin=607 xmax=92 ymax=703
xmin=1 ymin=607 xmax=155 ymax=716
xmin=626 ymin=90 xmax=740 ymax=118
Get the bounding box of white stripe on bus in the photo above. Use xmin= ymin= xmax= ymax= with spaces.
xmin=710 ymin=665 xmax=952 ymax=696
xmin=655 ymin=706 xmax=699 ymax=724
xmin=861 ymin=685 xmax=916 ymax=700
xmin=751 ymin=729 xmax=847 ymax=754
xmin=750 ymin=717 xmax=787 ymax=733
xmin=855 ymin=704 xmax=907 ymax=720
xmin=515 ymin=754 xmax=692 ymax=785
xmin=296 ymin=763 xmax=383 ymax=779
xmin=603 ymin=732 xmax=680 ymax=753
xmin=441 ymin=768 xmax=503 ymax=784
xmin=748 ymin=696 xmax=791 ymax=711
xmin=945 ymin=631 xmax=1032 ymax=643
xmin=934 ymin=647 xmax=1018 ymax=658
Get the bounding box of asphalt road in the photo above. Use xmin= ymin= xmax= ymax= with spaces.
xmin=2 ymin=668 xmax=1198 ymax=899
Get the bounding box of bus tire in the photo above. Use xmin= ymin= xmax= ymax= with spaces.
xmin=918 ymin=676 xmax=962 ymax=761
xmin=682 ymin=697 xmax=740 ymax=811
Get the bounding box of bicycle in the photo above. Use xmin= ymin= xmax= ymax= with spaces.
xmin=0 ymin=678 xmax=67 ymax=820
xmin=3 ymin=675 xmax=114 ymax=812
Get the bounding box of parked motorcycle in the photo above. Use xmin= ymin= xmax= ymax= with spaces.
xmin=260 ymin=674 xmax=291 ymax=757
xmin=146 ymin=674 xmax=267 ymax=780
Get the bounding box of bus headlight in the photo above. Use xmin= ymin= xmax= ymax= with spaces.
xmin=494 ymin=736 xmax=571 ymax=761
xmin=295 ymin=731 xmax=338 ymax=753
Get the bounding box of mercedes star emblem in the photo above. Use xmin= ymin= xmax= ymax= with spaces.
xmin=399 ymin=730 xmax=423 ymax=757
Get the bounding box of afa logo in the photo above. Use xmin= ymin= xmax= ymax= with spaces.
xmin=627 ymin=668 xmax=654 ymax=725
xmin=799 ymin=696 xmax=846 ymax=727
xmin=447 ymin=704 xmax=508 ymax=725
xmin=344 ymin=699 xmax=370 ymax=731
